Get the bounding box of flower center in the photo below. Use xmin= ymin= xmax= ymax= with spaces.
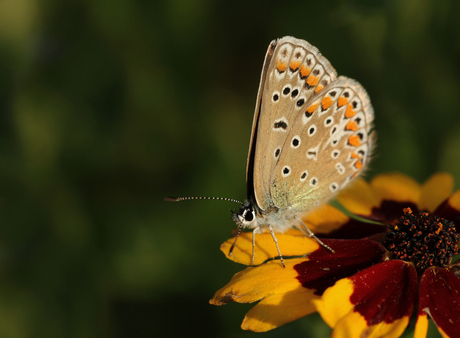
xmin=383 ymin=207 xmax=460 ymax=273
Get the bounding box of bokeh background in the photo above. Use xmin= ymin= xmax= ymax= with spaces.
xmin=0 ymin=0 xmax=459 ymax=337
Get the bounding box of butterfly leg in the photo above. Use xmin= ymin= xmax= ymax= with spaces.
xmin=251 ymin=227 xmax=262 ymax=266
xmin=295 ymin=215 xmax=335 ymax=253
xmin=268 ymin=225 xmax=285 ymax=268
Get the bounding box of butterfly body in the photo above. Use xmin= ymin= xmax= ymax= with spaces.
xmin=231 ymin=37 xmax=375 ymax=263
xmin=232 ymin=199 xmax=298 ymax=233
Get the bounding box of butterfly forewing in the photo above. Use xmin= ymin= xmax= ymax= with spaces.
xmin=271 ymin=77 xmax=375 ymax=211
xmin=249 ymin=37 xmax=339 ymax=211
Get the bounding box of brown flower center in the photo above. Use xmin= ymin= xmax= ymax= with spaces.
xmin=382 ymin=207 xmax=460 ymax=273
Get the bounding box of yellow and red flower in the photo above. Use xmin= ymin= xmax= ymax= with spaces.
xmin=210 ymin=173 xmax=460 ymax=337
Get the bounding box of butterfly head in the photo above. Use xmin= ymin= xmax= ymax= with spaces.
xmin=231 ymin=199 xmax=257 ymax=229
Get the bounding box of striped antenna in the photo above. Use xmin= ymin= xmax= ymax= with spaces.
xmin=164 ymin=196 xmax=243 ymax=205
xmin=228 ymin=223 xmax=243 ymax=256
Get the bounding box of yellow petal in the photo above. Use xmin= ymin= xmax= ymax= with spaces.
xmin=299 ymin=204 xmax=351 ymax=234
xmin=414 ymin=312 xmax=429 ymax=338
xmin=332 ymin=312 xmax=367 ymax=338
xmin=446 ymin=189 xmax=460 ymax=212
xmin=316 ymin=278 xmax=409 ymax=338
xmin=241 ymin=286 xmax=318 ymax=332
xmin=313 ymin=278 xmax=355 ymax=328
xmin=419 ymin=173 xmax=454 ymax=212
xmin=333 ymin=312 xmax=409 ymax=338
xmin=210 ymin=258 xmax=319 ymax=331
xmin=370 ymin=172 xmax=421 ymax=205
xmin=437 ymin=327 xmax=451 ymax=338
xmin=316 ymin=260 xmax=415 ymax=338
xmin=210 ymin=258 xmax=309 ymax=305
xmin=220 ymin=231 xmax=319 ymax=266
xmin=337 ymin=178 xmax=380 ymax=217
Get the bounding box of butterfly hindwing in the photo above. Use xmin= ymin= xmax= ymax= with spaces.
xmin=271 ymin=76 xmax=375 ymax=211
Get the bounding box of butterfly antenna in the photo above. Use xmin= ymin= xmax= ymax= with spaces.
xmin=164 ymin=196 xmax=244 ymax=205
xmin=228 ymin=223 xmax=243 ymax=256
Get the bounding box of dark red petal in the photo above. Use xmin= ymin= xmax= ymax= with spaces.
xmin=368 ymin=200 xmax=419 ymax=223
xmin=434 ymin=198 xmax=460 ymax=233
xmin=317 ymin=218 xmax=388 ymax=239
xmin=350 ymin=260 xmax=418 ymax=325
xmin=294 ymin=239 xmax=386 ymax=295
xmin=419 ymin=267 xmax=460 ymax=337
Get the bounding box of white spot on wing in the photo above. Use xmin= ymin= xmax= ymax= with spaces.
xmin=330 ymin=182 xmax=339 ymax=192
xmin=324 ymin=116 xmax=334 ymax=127
xmin=272 ymin=91 xmax=280 ymax=103
xmin=306 ymin=144 xmax=320 ymax=161
xmin=310 ymin=177 xmax=318 ymax=187
xmin=300 ymin=170 xmax=308 ymax=182
xmin=291 ymin=135 xmax=301 ymax=148
xmin=273 ymin=117 xmax=288 ymax=132
xmin=282 ymin=166 xmax=291 ymax=177
xmin=336 ymin=162 xmax=345 ymax=174
xmin=282 ymin=84 xmax=292 ymax=97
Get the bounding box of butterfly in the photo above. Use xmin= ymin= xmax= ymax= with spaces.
xmin=167 ymin=36 xmax=375 ymax=267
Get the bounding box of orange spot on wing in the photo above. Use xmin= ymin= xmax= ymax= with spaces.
xmin=345 ymin=104 xmax=356 ymax=118
xmin=354 ymin=160 xmax=363 ymax=170
xmin=290 ymin=60 xmax=301 ymax=71
xmin=300 ymin=64 xmax=311 ymax=78
xmin=348 ymin=135 xmax=361 ymax=147
xmin=346 ymin=121 xmax=359 ymax=131
xmin=276 ymin=60 xmax=287 ymax=72
xmin=306 ymin=103 xmax=319 ymax=114
xmin=306 ymin=75 xmax=319 ymax=87
xmin=337 ymin=97 xmax=348 ymax=108
xmin=351 ymin=152 xmax=361 ymax=159
xmin=321 ymin=96 xmax=333 ymax=110
xmin=315 ymin=85 xmax=324 ymax=93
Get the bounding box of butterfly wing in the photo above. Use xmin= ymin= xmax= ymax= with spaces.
xmin=271 ymin=76 xmax=375 ymax=211
xmin=246 ymin=36 xmax=338 ymax=212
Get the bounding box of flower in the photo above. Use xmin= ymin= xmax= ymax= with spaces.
xmin=210 ymin=173 xmax=460 ymax=337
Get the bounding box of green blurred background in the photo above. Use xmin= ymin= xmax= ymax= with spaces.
xmin=0 ymin=0 xmax=458 ymax=337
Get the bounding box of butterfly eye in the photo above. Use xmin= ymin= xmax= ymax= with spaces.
xmin=244 ymin=210 xmax=254 ymax=222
